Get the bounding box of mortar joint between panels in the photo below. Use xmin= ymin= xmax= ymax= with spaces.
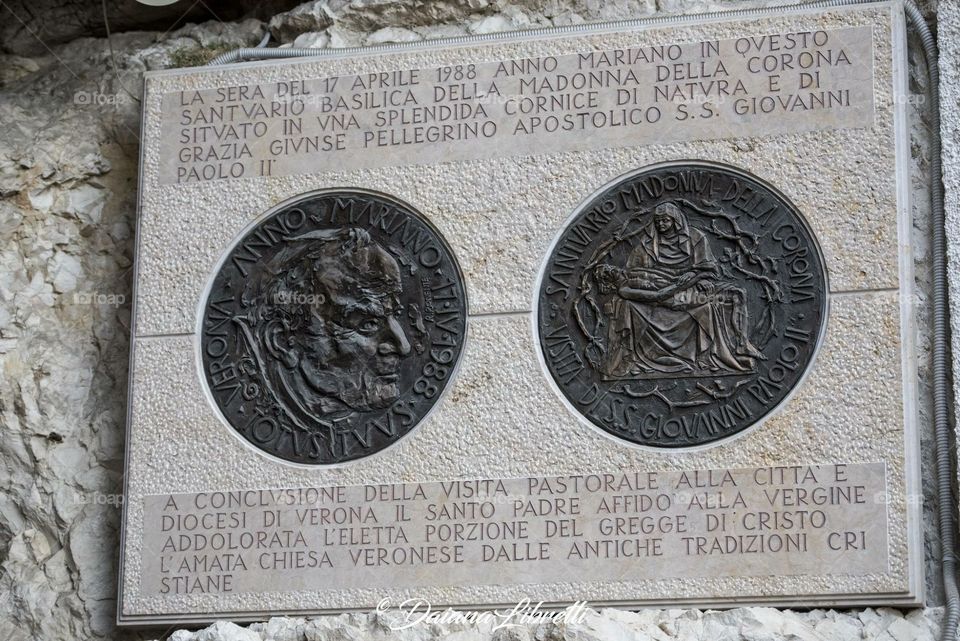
xmin=134 ymin=288 xmax=900 ymax=338
xmin=136 ymin=332 xmax=194 ymax=340
xmin=828 ymin=287 xmax=900 ymax=297
xmin=469 ymin=310 xmax=532 ymax=319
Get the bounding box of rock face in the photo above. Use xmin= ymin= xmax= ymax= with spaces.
xmin=0 ymin=16 xmax=269 ymax=641
xmin=0 ymin=1 xmax=947 ymax=641
xmin=163 ymin=607 xmax=945 ymax=641
xmin=939 ymin=0 xmax=960 ymax=492
xmin=0 ymin=1 xmax=302 ymax=55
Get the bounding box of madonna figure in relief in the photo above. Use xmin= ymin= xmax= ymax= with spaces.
xmin=595 ymin=201 xmax=763 ymax=379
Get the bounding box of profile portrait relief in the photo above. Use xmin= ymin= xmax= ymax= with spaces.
xmin=236 ymin=227 xmax=413 ymax=425
xmin=201 ymin=191 xmax=468 ymax=464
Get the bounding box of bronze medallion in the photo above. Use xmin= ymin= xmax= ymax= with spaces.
xmin=201 ymin=191 xmax=467 ymax=464
xmin=537 ymin=163 xmax=827 ymax=448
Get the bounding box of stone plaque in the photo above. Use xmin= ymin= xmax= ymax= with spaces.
xmin=536 ymin=163 xmax=827 ymax=448
xmin=200 ymin=191 xmax=467 ymax=464
xmin=121 ymin=1 xmax=921 ymax=627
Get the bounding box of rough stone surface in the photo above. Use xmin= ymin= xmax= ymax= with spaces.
xmin=157 ymin=607 xmax=945 ymax=641
xmin=938 ymin=0 xmax=960 ymax=498
xmin=0 ymin=15 xmax=274 ymax=641
xmin=0 ymin=0 xmax=302 ymax=55
xmin=0 ymin=1 xmax=949 ymax=640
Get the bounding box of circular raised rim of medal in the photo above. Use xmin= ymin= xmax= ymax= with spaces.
xmin=534 ymin=161 xmax=829 ymax=449
xmin=197 ymin=189 xmax=468 ymax=466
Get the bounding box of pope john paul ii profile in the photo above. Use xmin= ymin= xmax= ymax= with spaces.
xmin=232 ymin=227 xmax=414 ymax=427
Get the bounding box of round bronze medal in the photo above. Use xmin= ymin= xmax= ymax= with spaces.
xmin=201 ymin=191 xmax=467 ymax=464
xmin=536 ymin=163 xmax=827 ymax=448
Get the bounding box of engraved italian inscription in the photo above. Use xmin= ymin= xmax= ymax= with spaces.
xmin=159 ymin=25 xmax=874 ymax=183
xmin=537 ymin=163 xmax=827 ymax=447
xmin=140 ymin=463 xmax=887 ymax=596
xmin=200 ymin=191 xmax=467 ymax=464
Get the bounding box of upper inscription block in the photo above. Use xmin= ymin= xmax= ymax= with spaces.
xmin=159 ymin=26 xmax=874 ymax=184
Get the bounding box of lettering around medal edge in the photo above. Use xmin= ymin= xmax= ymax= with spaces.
xmin=535 ymin=162 xmax=828 ymax=449
xmin=200 ymin=190 xmax=468 ymax=465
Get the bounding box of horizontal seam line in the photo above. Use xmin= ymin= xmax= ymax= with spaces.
xmin=470 ymin=310 xmax=530 ymax=318
xmin=133 ymin=290 xmax=901 ymax=337
xmin=830 ymin=287 xmax=900 ymax=296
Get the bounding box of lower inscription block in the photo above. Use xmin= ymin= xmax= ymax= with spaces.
xmin=120 ymin=0 xmax=923 ymax=626
xmin=144 ymin=463 xmax=887 ymax=597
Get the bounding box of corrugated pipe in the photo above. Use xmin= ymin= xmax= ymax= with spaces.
xmin=207 ymin=31 xmax=271 ymax=65
xmin=896 ymin=2 xmax=960 ymax=640
xmin=207 ymin=1 xmax=958 ymax=638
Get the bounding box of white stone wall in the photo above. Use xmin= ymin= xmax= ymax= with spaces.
xmin=0 ymin=1 xmax=948 ymax=640
xmin=939 ymin=0 xmax=960 ymax=489
xmin=169 ymin=607 xmax=945 ymax=641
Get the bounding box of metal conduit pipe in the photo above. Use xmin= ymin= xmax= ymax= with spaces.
xmin=896 ymin=2 xmax=960 ymax=639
